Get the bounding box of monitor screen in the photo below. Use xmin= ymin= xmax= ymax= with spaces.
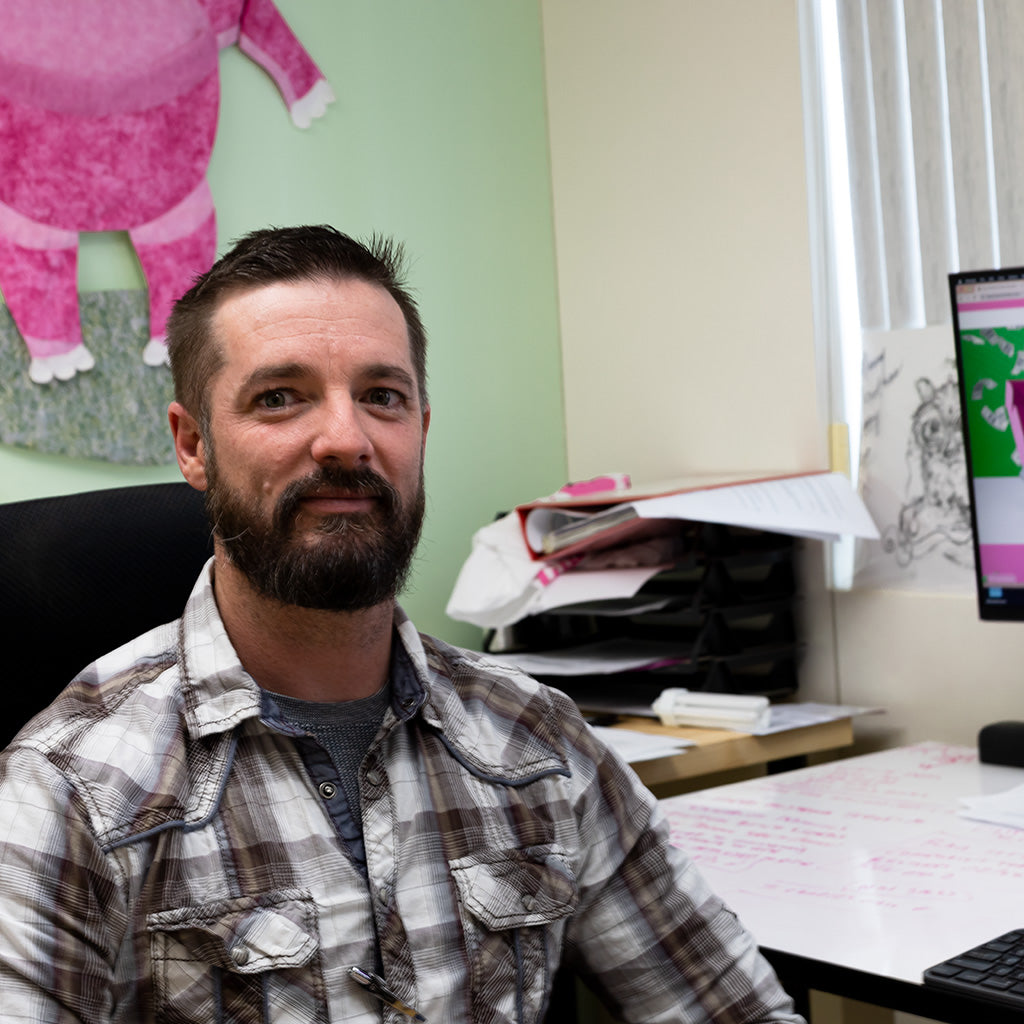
xmin=951 ymin=267 xmax=1024 ymax=620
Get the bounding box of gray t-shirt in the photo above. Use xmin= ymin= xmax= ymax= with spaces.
xmin=269 ymin=684 xmax=391 ymax=831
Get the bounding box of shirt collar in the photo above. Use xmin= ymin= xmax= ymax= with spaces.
xmin=177 ymin=560 xmax=429 ymax=740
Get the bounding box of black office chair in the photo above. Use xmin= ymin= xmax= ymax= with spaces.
xmin=0 ymin=482 xmax=213 ymax=749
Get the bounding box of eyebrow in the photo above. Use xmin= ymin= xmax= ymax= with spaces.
xmin=360 ymin=363 xmax=418 ymax=394
xmin=238 ymin=362 xmax=419 ymax=396
xmin=238 ymin=362 xmax=310 ymax=396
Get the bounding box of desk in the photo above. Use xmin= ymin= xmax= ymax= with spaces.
xmin=659 ymin=742 xmax=1024 ymax=1023
xmin=617 ymin=714 xmax=855 ymax=789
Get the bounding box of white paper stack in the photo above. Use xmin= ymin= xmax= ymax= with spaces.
xmin=651 ymin=688 xmax=771 ymax=732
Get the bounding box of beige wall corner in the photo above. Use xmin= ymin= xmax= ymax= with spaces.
xmin=541 ymin=0 xmax=827 ymax=484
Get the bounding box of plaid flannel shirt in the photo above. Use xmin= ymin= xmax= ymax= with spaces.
xmin=0 ymin=564 xmax=803 ymax=1024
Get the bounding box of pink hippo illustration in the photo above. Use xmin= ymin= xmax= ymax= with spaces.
xmin=0 ymin=0 xmax=334 ymax=384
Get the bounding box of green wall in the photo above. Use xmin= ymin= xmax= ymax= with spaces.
xmin=0 ymin=1 xmax=567 ymax=648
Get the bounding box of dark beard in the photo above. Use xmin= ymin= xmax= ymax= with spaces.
xmin=204 ymin=459 xmax=425 ymax=612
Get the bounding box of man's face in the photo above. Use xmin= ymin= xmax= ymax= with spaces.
xmin=184 ymin=277 xmax=430 ymax=611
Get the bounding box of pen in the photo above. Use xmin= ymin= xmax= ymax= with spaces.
xmin=349 ymin=965 xmax=428 ymax=1022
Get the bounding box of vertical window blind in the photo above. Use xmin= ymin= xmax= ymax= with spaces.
xmin=833 ymin=0 xmax=1024 ymax=332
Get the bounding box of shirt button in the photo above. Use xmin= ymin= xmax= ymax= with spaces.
xmin=522 ymin=895 xmax=536 ymax=912
xmin=318 ymin=781 xmax=337 ymax=800
xmin=230 ymin=944 xmax=250 ymax=966
xmin=365 ymin=768 xmax=383 ymax=787
xmin=400 ymin=696 xmax=416 ymax=711
xmin=378 ymin=886 xmax=390 ymax=906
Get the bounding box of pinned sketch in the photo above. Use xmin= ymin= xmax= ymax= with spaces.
xmin=854 ymin=326 xmax=974 ymax=591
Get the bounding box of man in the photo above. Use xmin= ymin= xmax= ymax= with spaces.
xmin=0 ymin=226 xmax=803 ymax=1023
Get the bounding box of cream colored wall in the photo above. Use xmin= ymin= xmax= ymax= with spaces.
xmin=541 ymin=0 xmax=826 ymax=485
xmin=834 ymin=587 xmax=1024 ymax=750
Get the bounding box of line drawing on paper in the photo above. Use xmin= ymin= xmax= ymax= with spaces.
xmin=883 ymin=370 xmax=973 ymax=567
xmin=862 ymin=351 xmax=973 ymax=569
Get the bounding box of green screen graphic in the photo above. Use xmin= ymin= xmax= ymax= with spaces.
xmin=959 ymin=327 xmax=1024 ymax=478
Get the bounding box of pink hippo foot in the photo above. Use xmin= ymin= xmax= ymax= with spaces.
xmin=131 ymin=179 xmax=217 ymax=371
xmin=29 ymin=343 xmax=96 ymax=385
xmin=0 ymin=204 xmax=96 ymax=384
xmin=142 ymin=338 xmax=171 ymax=368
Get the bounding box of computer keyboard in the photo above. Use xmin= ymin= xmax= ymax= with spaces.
xmin=923 ymin=929 xmax=1024 ymax=1009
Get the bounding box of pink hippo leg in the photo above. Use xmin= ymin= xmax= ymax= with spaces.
xmin=0 ymin=198 xmax=95 ymax=384
xmin=129 ymin=179 xmax=217 ymax=368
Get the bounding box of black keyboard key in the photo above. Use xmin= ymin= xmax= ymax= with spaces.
xmin=982 ymin=977 xmax=1015 ymax=990
xmin=956 ymin=970 xmax=986 ymax=983
xmin=971 ymin=949 xmax=1001 ymax=961
xmin=950 ymin=956 xmax=995 ymax=971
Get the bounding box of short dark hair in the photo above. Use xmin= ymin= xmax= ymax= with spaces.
xmin=167 ymin=225 xmax=428 ymax=428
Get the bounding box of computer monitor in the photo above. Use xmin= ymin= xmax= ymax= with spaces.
xmin=950 ymin=266 xmax=1024 ymax=620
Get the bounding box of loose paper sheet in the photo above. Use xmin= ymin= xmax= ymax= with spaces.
xmin=589 ymin=725 xmax=693 ymax=763
xmin=960 ymin=780 xmax=1024 ymax=829
xmin=482 ymin=639 xmax=691 ymax=676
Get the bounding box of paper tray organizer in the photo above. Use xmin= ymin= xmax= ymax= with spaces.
xmin=483 ymin=522 xmax=803 ymax=703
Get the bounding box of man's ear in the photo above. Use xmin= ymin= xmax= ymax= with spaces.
xmin=168 ymin=401 xmax=208 ymax=491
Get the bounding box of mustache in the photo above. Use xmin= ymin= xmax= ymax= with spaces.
xmin=273 ymin=465 xmax=401 ymax=531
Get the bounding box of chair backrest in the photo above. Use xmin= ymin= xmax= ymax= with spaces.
xmin=0 ymin=482 xmax=213 ymax=748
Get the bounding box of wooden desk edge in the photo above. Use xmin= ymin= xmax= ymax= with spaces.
xmin=624 ymin=716 xmax=856 ymax=787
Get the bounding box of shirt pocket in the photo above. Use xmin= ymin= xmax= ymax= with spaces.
xmin=449 ymin=845 xmax=578 ymax=1024
xmin=147 ymin=889 xmax=326 ymax=1024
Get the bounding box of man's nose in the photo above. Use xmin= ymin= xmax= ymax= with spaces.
xmin=309 ymin=395 xmax=373 ymax=466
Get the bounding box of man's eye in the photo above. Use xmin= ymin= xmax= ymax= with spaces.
xmin=367 ymin=388 xmax=399 ymax=407
xmin=258 ymin=390 xmax=292 ymax=410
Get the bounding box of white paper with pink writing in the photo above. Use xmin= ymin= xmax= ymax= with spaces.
xmin=660 ymin=742 xmax=1024 ymax=984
